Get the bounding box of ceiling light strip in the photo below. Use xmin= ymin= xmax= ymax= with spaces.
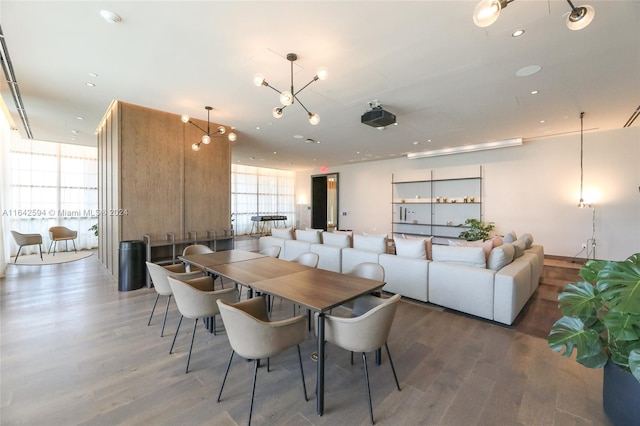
xmin=407 ymin=138 xmax=522 ymax=159
xmin=0 ymin=26 xmax=33 ymax=139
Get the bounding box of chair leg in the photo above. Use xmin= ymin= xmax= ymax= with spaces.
xmin=217 ymin=350 xmax=235 ymax=402
xmin=48 ymin=241 xmax=54 ymax=255
xmin=160 ymin=295 xmax=172 ymax=337
xmin=361 ymin=352 xmax=375 ymax=425
xmin=385 ymin=343 xmax=401 ymax=391
xmin=297 ymin=345 xmax=308 ymax=401
xmin=14 ymin=246 xmax=23 ymax=263
xmin=147 ymin=294 xmax=160 ymax=326
xmin=38 ymin=244 xmax=43 ymax=261
xmin=185 ymin=318 xmax=198 ymax=373
xmin=72 ymin=239 xmax=77 ymax=253
xmin=170 ymin=315 xmax=184 ymax=354
xmin=249 ymin=358 xmax=259 ymax=426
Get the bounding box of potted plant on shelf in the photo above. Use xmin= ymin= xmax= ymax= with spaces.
xmin=547 ymin=253 xmax=640 ymax=425
xmin=457 ymin=218 xmax=495 ymax=241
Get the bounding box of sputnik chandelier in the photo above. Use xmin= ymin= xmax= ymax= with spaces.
xmin=181 ymin=106 xmax=237 ymax=152
xmin=253 ymin=53 xmax=327 ymax=125
xmin=473 ymin=0 xmax=595 ymax=30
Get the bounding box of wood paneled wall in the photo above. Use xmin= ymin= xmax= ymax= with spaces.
xmin=96 ymin=101 xmax=231 ymax=278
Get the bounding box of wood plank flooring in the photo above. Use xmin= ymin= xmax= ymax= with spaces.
xmin=1 ymin=251 xmax=610 ymax=425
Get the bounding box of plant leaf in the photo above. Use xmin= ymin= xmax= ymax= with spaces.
xmin=629 ymin=349 xmax=640 ymax=382
xmin=597 ymin=260 xmax=640 ymax=315
xmin=603 ymin=311 xmax=640 ymax=341
xmin=557 ymin=281 xmax=601 ymax=322
xmin=548 ymin=316 xmax=608 ymax=368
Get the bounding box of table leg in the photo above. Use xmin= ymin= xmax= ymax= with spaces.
xmin=317 ymin=312 xmax=325 ymax=416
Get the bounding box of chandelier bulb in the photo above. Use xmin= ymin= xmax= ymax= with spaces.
xmin=201 ymin=135 xmax=211 ymax=144
xmin=473 ymin=0 xmax=502 ymax=27
xmin=228 ymin=132 xmax=237 ymax=142
xmin=309 ymin=113 xmax=320 ymax=125
xmin=566 ymin=4 xmax=595 ymax=30
xmin=217 ymin=125 xmax=226 ymax=135
xmin=272 ymin=107 xmax=284 ymax=118
xmin=316 ymin=67 xmax=329 ymax=81
xmin=253 ymin=74 xmax=266 ymax=87
xmin=181 ymin=114 xmax=190 ymax=123
xmin=192 ymin=143 xmax=200 ymax=151
xmin=280 ymin=91 xmax=294 ymax=106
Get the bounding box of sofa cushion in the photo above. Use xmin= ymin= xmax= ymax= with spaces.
xmin=432 ymin=245 xmax=486 ymax=268
xmin=449 ymin=239 xmax=493 ymax=261
xmin=271 ymin=227 xmax=294 ymax=240
xmin=353 ymin=234 xmax=387 ymax=253
xmin=322 ymin=231 xmax=351 ymax=248
xmin=394 ymin=237 xmax=427 ymax=259
xmin=487 ymin=244 xmax=516 ymax=271
xmin=503 ymin=231 xmax=517 ymax=243
xmin=295 ymin=229 xmax=321 ymax=243
xmin=517 ymin=233 xmax=534 ymax=249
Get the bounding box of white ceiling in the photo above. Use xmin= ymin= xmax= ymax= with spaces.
xmin=1 ymin=1 xmax=639 ymax=171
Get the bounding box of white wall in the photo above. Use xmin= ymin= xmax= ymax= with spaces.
xmin=296 ymin=127 xmax=640 ymax=261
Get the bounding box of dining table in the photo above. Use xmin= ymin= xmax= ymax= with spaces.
xmin=178 ymin=249 xmax=385 ymax=417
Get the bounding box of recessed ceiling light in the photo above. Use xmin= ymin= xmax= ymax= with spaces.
xmin=76 ymin=116 xmax=84 ymax=120
xmin=71 ymin=130 xmax=79 ymax=135
xmin=539 ymin=120 xmax=546 ymax=124
xmin=412 ymin=141 xmax=420 ymax=145
xmin=255 ymin=126 xmax=261 ymax=130
xmin=88 ymin=72 xmax=98 ymax=77
xmin=516 ymin=65 xmax=542 ymax=77
xmin=100 ymin=10 xmax=121 ymax=24
xmin=85 ymin=82 xmax=95 ymax=87
xmin=512 ymin=29 xmax=525 ymax=37
xmin=530 ymin=90 xmax=539 ymax=95
xmin=293 ymin=134 xmax=304 ymax=139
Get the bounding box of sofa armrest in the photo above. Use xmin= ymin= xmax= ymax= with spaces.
xmin=494 ymin=256 xmax=533 ymax=325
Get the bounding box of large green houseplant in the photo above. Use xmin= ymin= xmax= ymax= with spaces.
xmin=547 ymin=253 xmax=640 ymax=424
xmin=457 ymin=218 xmax=495 ymax=241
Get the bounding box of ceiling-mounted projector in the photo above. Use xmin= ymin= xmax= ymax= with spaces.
xmin=361 ymin=101 xmax=396 ymax=128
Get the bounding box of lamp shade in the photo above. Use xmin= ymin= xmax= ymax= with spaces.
xmin=567 ymin=4 xmax=595 ymax=30
xmin=473 ymin=0 xmax=502 ymax=27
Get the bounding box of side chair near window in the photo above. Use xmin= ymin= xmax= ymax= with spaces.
xmin=318 ymin=293 xmax=402 ymax=425
xmin=145 ymin=261 xmax=204 ymax=337
xmin=167 ymin=276 xmax=238 ymax=373
xmin=216 ymin=297 xmax=308 ymax=426
xmin=10 ymin=230 xmax=43 ymax=263
xmin=47 ymin=226 xmax=77 ymax=255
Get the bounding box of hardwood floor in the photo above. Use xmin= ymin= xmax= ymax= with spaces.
xmin=1 ymin=251 xmax=610 ymax=425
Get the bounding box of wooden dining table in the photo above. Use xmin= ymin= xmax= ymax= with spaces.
xmin=179 ymin=249 xmax=385 ymax=417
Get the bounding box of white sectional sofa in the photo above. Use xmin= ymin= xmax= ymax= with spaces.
xmin=258 ymin=228 xmax=543 ymax=325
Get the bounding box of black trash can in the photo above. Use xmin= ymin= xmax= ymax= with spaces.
xmin=118 ymin=240 xmax=145 ymax=292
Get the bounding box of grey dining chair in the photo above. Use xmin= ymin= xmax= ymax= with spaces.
xmin=145 ymin=261 xmax=204 ymax=337
xmin=318 ymin=293 xmax=402 ymax=425
xmin=167 ymin=276 xmax=238 ymax=373
xmin=216 ymin=297 xmax=308 ymax=426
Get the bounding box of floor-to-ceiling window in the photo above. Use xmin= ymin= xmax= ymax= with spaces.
xmin=231 ymin=165 xmax=295 ymax=235
xmin=3 ymin=138 xmax=98 ymax=256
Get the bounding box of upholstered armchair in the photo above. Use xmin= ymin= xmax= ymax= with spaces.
xmin=10 ymin=230 xmax=43 ymax=263
xmin=48 ymin=226 xmax=77 ymax=255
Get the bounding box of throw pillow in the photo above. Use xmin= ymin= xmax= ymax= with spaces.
xmin=511 ymin=240 xmax=526 ymax=258
xmin=449 ymin=239 xmax=493 ymax=261
xmin=517 ymin=233 xmax=534 ymax=249
xmin=271 ymin=227 xmax=294 ymax=240
xmin=402 ymin=234 xmax=433 ymax=260
xmin=503 ymin=231 xmax=517 ymax=243
xmin=491 ymin=236 xmax=503 ymax=248
xmin=487 ymin=244 xmax=516 ymax=270
xmin=353 ymin=234 xmax=387 ymax=253
xmin=295 ymin=229 xmax=322 ymax=243
xmin=394 ymin=237 xmax=427 ymax=259
xmin=432 ymin=245 xmax=486 ymax=268
xmin=322 ymin=231 xmax=351 ymax=248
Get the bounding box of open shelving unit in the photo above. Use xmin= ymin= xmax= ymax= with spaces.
xmin=391 ymin=166 xmax=482 ymax=245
